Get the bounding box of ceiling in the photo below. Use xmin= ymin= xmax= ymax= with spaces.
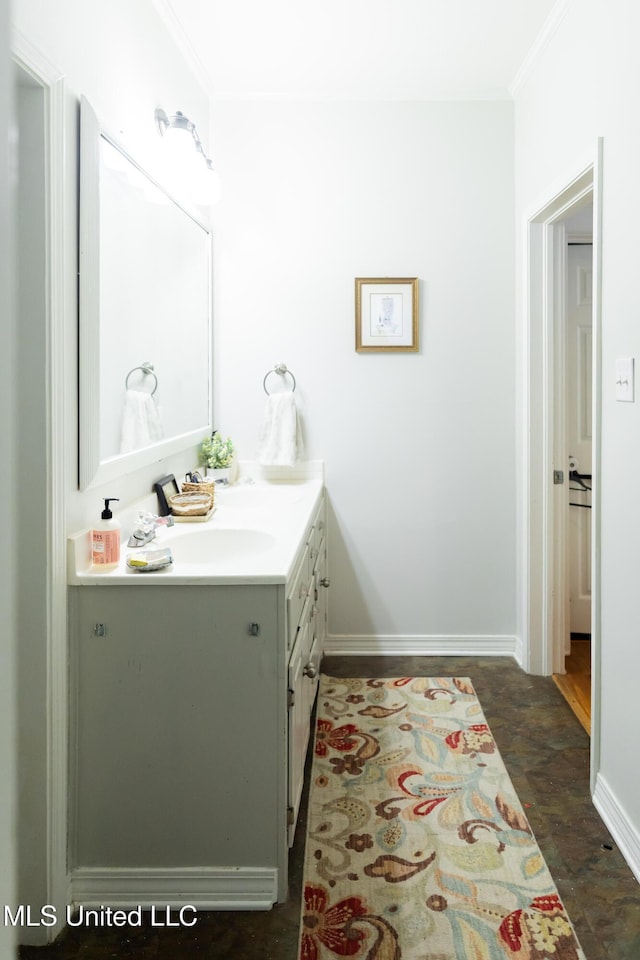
xmin=154 ymin=0 xmax=561 ymax=100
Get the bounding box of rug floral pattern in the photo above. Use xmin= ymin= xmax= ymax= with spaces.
xmin=299 ymin=677 xmax=585 ymax=960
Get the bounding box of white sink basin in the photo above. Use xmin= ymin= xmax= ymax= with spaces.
xmin=68 ymin=466 xmax=324 ymax=584
xmin=167 ymin=528 xmax=277 ymax=565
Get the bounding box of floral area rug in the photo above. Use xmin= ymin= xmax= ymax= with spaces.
xmin=299 ymin=677 xmax=586 ymax=960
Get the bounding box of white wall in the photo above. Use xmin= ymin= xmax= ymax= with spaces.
xmin=11 ymin=0 xmax=211 ymax=943
xmin=15 ymin=72 xmax=48 ymax=928
xmin=0 ymin=0 xmax=18 ymax=954
xmin=211 ymin=99 xmax=516 ymax=647
xmin=514 ymin=0 xmax=640 ymax=872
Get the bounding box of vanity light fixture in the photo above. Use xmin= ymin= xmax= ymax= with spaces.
xmin=154 ymin=106 xmax=221 ymax=206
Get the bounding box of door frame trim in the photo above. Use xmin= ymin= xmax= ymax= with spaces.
xmin=522 ymin=139 xmax=603 ymax=791
xmin=551 ymin=220 xmax=570 ymax=668
xmin=12 ymin=29 xmax=69 ymax=939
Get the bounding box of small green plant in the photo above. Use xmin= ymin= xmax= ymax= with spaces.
xmin=199 ymin=432 xmax=235 ymax=469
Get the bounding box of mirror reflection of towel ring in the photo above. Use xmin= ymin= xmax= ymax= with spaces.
xmin=263 ymin=362 xmax=296 ymax=395
xmin=125 ymin=362 xmax=158 ymax=396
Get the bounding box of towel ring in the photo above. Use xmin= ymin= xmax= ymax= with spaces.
xmin=263 ymin=362 xmax=296 ymax=395
xmin=125 ymin=362 xmax=158 ymax=396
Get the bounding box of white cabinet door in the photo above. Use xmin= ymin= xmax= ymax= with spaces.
xmin=287 ymin=618 xmax=308 ymax=847
xmin=287 ymin=592 xmax=322 ymax=846
xmin=286 ymin=492 xmax=327 ymax=845
xmin=567 ymin=243 xmax=593 ymax=635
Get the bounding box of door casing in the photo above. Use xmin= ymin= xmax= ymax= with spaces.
xmin=12 ymin=31 xmax=68 ymax=943
xmin=522 ymin=140 xmax=603 ymax=792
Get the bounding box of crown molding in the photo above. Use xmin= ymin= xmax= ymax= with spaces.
xmin=150 ymin=0 xmax=214 ymax=97
xmin=509 ymin=0 xmax=575 ymax=98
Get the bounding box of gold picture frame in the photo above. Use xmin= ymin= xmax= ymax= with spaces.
xmin=355 ymin=277 xmax=419 ymax=353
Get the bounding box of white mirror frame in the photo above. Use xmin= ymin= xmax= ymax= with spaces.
xmin=78 ymin=96 xmax=212 ymax=491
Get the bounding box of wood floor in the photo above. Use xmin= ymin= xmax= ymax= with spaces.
xmin=553 ymin=636 xmax=591 ymax=735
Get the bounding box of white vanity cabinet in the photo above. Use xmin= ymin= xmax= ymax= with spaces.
xmin=286 ymin=494 xmax=327 ymax=846
xmin=68 ymin=483 xmax=327 ymax=910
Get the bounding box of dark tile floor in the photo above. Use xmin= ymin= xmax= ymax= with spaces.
xmin=19 ymin=655 xmax=640 ymax=959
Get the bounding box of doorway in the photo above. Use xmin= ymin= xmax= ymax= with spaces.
xmin=524 ymin=142 xmax=602 ymax=791
xmin=552 ymin=206 xmax=593 ymax=734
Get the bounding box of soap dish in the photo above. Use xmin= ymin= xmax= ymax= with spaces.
xmin=126 ymin=547 xmax=173 ymax=572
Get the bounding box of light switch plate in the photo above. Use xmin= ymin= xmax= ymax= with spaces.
xmin=616 ymin=357 xmax=635 ymax=402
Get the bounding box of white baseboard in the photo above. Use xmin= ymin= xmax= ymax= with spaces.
xmin=323 ymin=634 xmax=521 ymax=663
xmin=70 ymin=866 xmax=278 ymax=911
xmin=593 ymin=774 xmax=640 ymax=885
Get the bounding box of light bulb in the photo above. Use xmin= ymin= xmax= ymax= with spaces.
xmin=155 ymin=108 xmax=221 ymax=206
xmin=163 ymin=124 xmax=197 ymax=166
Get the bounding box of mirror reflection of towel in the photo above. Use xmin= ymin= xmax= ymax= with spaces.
xmin=120 ymin=389 xmax=164 ymax=454
xmin=258 ymin=392 xmax=302 ymax=466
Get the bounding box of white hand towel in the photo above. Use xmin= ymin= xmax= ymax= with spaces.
xmin=258 ymin=391 xmax=302 ymax=466
xmin=120 ymin=389 xmax=164 ymax=454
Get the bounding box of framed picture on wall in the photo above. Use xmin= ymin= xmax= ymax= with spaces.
xmin=153 ymin=474 xmax=180 ymax=516
xmin=355 ymin=277 xmax=419 ymax=352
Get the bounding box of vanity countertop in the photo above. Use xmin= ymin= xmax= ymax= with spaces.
xmin=68 ymin=472 xmax=324 ymax=586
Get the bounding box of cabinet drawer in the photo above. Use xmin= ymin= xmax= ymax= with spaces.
xmin=306 ymin=632 xmax=321 ymax=693
xmin=287 ymin=553 xmax=312 ymax=648
xmin=287 ymin=617 xmax=320 ymax=847
xmin=307 ymin=497 xmax=326 ymax=579
xmin=287 ymin=494 xmax=326 ymax=648
xmin=300 ymin=593 xmax=315 ymax=663
xmin=289 ymin=591 xmax=315 ymax=663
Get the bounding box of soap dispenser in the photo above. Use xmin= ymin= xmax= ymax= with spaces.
xmin=91 ymin=498 xmax=121 ymax=568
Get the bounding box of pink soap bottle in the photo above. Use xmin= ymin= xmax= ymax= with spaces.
xmin=91 ymin=498 xmax=121 ymax=569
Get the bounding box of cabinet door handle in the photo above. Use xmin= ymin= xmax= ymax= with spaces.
xmin=320 ymin=577 xmax=330 ymax=588
xmin=303 ymin=661 xmax=318 ymax=679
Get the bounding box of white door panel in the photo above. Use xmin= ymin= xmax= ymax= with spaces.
xmin=567 ymin=243 xmax=593 ymax=635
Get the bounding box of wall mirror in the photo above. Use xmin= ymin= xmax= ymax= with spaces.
xmin=79 ymin=96 xmax=212 ymax=490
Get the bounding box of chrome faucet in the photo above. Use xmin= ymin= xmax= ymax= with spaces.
xmin=127 ymin=512 xmax=174 ymax=547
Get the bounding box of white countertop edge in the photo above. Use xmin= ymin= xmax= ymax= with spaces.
xmin=75 ymin=571 xmax=292 ymax=586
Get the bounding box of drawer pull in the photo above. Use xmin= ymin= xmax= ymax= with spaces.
xmin=320 ymin=577 xmax=331 ymax=588
xmin=303 ymin=661 xmax=318 ymax=679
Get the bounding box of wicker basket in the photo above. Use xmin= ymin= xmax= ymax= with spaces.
xmin=182 ymin=479 xmax=215 ymax=501
xmin=168 ymin=491 xmax=214 ymax=517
